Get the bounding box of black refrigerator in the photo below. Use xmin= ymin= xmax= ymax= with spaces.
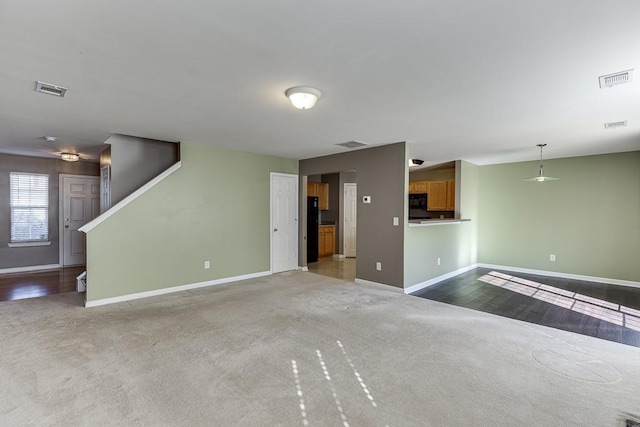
xmin=307 ymin=196 xmax=319 ymax=263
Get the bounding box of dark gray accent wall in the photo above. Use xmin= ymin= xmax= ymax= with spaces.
xmin=300 ymin=143 xmax=406 ymax=288
xmin=105 ymin=135 xmax=179 ymax=206
xmin=0 ymin=153 xmax=99 ymax=269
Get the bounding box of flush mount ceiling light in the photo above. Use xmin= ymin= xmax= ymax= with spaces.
xmin=285 ymin=86 xmax=322 ymax=110
xmin=524 ymin=144 xmax=559 ymax=182
xmin=408 ymin=158 xmax=424 ymax=167
xmin=61 ymin=153 xmax=80 ymax=162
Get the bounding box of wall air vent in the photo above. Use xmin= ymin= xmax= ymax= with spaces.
xmin=336 ymin=140 xmax=368 ymax=149
xmin=599 ymin=70 xmax=633 ymax=88
xmin=604 ymin=120 xmax=627 ymax=129
xmin=35 ymin=81 xmax=68 ymax=97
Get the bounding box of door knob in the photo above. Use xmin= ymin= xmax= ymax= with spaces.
xmin=273 ymin=228 xmax=278 ymax=232
xmin=65 ymin=225 xmax=69 ymax=229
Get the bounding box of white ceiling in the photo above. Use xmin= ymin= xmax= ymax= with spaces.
xmin=1 ymin=1 xmax=639 ymax=166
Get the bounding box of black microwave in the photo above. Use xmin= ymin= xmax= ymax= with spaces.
xmin=409 ymin=193 xmax=429 ymax=219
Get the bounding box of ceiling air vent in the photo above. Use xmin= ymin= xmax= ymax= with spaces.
xmin=604 ymin=120 xmax=627 ymax=129
xmin=35 ymin=81 xmax=68 ymax=97
xmin=599 ymin=70 xmax=633 ymax=88
xmin=336 ymin=140 xmax=368 ymax=149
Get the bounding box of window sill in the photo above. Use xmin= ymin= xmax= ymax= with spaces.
xmin=8 ymin=241 xmax=52 ymax=248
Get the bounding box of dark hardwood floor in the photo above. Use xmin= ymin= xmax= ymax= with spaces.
xmin=412 ymin=268 xmax=640 ymax=348
xmin=0 ymin=266 xmax=85 ymax=302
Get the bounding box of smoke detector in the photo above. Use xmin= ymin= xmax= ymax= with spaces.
xmin=599 ymin=70 xmax=633 ymax=88
xmin=35 ymin=81 xmax=68 ymax=97
xmin=336 ymin=140 xmax=368 ymax=149
xmin=604 ymin=120 xmax=627 ymax=129
xmin=44 ymin=136 xmax=57 ymax=142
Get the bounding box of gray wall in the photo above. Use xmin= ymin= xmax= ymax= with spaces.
xmin=300 ymin=143 xmax=406 ymax=288
xmin=105 ymin=135 xmax=179 ymax=205
xmin=0 ymin=153 xmax=99 ymax=269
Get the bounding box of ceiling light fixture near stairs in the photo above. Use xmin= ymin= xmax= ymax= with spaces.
xmin=285 ymin=86 xmax=322 ymax=110
xmin=61 ymin=153 xmax=80 ymax=162
xmin=524 ymin=144 xmax=559 ymax=182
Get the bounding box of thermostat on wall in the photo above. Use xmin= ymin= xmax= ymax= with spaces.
xmin=363 ymin=196 xmax=371 ymax=204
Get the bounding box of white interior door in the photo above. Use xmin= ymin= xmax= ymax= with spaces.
xmin=344 ymin=183 xmax=357 ymax=257
xmin=271 ymin=173 xmax=298 ymax=273
xmin=62 ymin=176 xmax=100 ymax=266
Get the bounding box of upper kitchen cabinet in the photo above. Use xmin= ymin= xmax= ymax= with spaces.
xmin=307 ymin=182 xmax=329 ymax=210
xmin=426 ymin=179 xmax=455 ymax=211
xmin=409 ymin=181 xmax=429 ymax=194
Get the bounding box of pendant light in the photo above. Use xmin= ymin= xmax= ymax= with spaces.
xmin=524 ymin=144 xmax=559 ymax=182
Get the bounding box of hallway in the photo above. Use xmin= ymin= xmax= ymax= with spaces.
xmin=307 ymin=257 xmax=356 ymax=282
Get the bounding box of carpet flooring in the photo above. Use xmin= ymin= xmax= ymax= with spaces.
xmin=1 ymin=271 xmax=639 ymax=426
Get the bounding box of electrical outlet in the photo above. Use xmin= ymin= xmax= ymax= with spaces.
xmin=437 ymin=257 xmax=441 ymax=266
xmin=376 ymin=262 xmax=382 ymax=271
xmin=549 ymin=254 xmax=556 ymax=262
xmin=204 ymin=261 xmax=211 ymax=269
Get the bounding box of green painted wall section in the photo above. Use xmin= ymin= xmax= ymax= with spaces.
xmin=404 ymin=161 xmax=480 ymax=287
xmin=86 ymin=142 xmax=298 ymax=301
xmin=478 ymin=151 xmax=640 ymax=282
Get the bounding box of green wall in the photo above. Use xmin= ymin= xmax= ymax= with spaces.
xmin=478 ymin=151 xmax=640 ymax=282
xmin=404 ymin=161 xmax=480 ymax=287
xmin=86 ymin=142 xmax=298 ymax=302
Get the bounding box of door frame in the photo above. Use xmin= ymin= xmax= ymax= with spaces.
xmin=270 ymin=172 xmax=299 ymax=273
xmin=343 ymin=182 xmax=357 ymax=257
xmin=58 ymin=174 xmax=99 ymax=266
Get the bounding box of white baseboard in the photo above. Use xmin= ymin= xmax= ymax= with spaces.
xmin=477 ymin=264 xmax=640 ymax=289
xmin=299 ymin=266 xmax=309 ymax=272
xmin=333 ymin=254 xmax=346 ymax=259
xmin=85 ymin=270 xmax=271 ymax=308
xmin=0 ymin=264 xmax=61 ymax=275
xmin=404 ymin=264 xmax=479 ymax=295
xmin=355 ymin=278 xmax=404 ymax=293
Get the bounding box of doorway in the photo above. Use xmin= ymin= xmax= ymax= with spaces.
xmin=271 ymin=173 xmax=299 ymax=273
xmin=344 ymin=183 xmax=357 ymax=257
xmin=59 ymin=175 xmax=100 ymax=266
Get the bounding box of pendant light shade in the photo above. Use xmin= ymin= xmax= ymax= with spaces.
xmin=285 ymin=86 xmax=322 ymax=110
xmin=524 ymin=144 xmax=559 ymax=182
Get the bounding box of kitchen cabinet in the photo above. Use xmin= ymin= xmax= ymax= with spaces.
xmin=318 ymin=225 xmax=335 ymax=257
xmin=307 ymin=182 xmax=329 ymax=210
xmin=409 ymin=181 xmax=429 ymax=194
xmin=446 ymin=179 xmax=455 ymax=211
xmin=427 ymin=180 xmax=448 ymax=211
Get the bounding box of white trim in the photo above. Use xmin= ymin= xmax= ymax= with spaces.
xmin=333 ymin=254 xmax=346 ymax=259
xmin=0 ymin=264 xmax=61 ymax=275
xmin=270 ymin=172 xmax=299 ymax=273
xmin=8 ymin=241 xmax=51 ymax=248
xmin=404 ymin=263 xmax=479 ymax=294
xmin=477 ymin=263 xmax=640 ymax=289
xmin=59 ymin=174 xmax=100 ymax=266
xmin=299 ymin=266 xmax=309 ymax=272
xmin=79 ymin=161 xmax=182 ymax=233
xmin=85 ymin=270 xmax=271 ymax=307
xmin=355 ymin=278 xmax=404 ymax=293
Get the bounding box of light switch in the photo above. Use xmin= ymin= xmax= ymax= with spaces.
xmin=393 ymin=217 xmax=399 ymax=226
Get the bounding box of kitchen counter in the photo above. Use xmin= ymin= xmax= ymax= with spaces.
xmin=408 ymin=218 xmax=471 ymax=227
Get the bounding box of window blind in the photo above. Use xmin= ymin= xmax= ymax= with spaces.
xmin=10 ymin=172 xmax=49 ymax=242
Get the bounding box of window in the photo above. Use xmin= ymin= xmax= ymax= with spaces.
xmin=10 ymin=172 xmax=49 ymax=242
